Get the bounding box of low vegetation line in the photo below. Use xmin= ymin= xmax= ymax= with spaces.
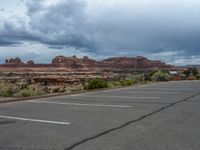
xmin=0 ymin=67 xmax=199 ymax=102
xmin=0 ymin=81 xmax=157 ymax=104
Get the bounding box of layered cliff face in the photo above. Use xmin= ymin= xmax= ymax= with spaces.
xmin=52 ymin=55 xmax=96 ymax=68
xmin=1 ymin=55 xmax=172 ymax=72
xmin=101 ymin=56 xmax=169 ymax=68
xmin=52 ymin=55 xmax=171 ymax=70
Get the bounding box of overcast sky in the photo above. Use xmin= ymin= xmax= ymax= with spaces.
xmin=0 ymin=0 xmax=200 ymax=65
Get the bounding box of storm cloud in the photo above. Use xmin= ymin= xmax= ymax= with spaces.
xmin=0 ymin=0 xmax=200 ymax=64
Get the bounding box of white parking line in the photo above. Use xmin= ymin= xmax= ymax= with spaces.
xmin=70 ymin=95 xmax=160 ymax=99
xmin=144 ymin=88 xmax=192 ymax=91
xmin=28 ymin=100 xmax=132 ymax=108
xmin=127 ymin=91 xmax=179 ymax=94
xmin=0 ymin=115 xmax=70 ymax=125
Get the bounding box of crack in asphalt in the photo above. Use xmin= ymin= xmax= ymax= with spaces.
xmin=64 ymin=92 xmax=200 ymax=150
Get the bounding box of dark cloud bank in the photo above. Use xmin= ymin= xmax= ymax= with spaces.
xmin=0 ymin=0 xmax=200 ymax=65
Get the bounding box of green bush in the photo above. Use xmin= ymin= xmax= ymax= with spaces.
xmin=42 ymin=87 xmax=50 ymax=94
xmin=1 ymin=91 xmax=10 ymax=97
xmin=5 ymin=83 xmax=18 ymax=96
xmin=183 ymin=67 xmax=199 ymax=78
xmin=119 ymin=79 xmax=137 ymax=86
xmin=151 ymin=71 xmax=170 ymax=81
xmin=53 ymin=88 xmax=60 ymax=93
xmin=112 ymin=81 xmax=122 ymax=87
xmin=196 ymin=75 xmax=200 ymax=80
xmin=144 ymin=71 xmax=157 ymax=81
xmin=14 ymin=89 xmax=34 ymax=97
xmin=0 ymin=81 xmax=47 ymax=98
xmin=85 ymin=78 xmax=108 ymax=90
xmin=14 ymin=88 xmax=45 ymax=98
xmin=108 ymin=82 xmax=115 ymax=88
xmin=180 ymin=73 xmax=186 ymax=80
xmin=60 ymin=88 xmax=66 ymax=93
xmin=0 ymin=82 xmax=19 ymax=97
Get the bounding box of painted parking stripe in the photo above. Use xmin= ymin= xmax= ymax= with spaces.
xmin=0 ymin=115 xmax=70 ymax=125
xmin=70 ymin=95 xmax=160 ymax=99
xmin=28 ymin=100 xmax=132 ymax=108
xmin=126 ymin=91 xmax=179 ymax=94
xmin=143 ymin=88 xmax=192 ymax=91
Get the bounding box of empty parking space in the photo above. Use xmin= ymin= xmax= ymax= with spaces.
xmin=0 ymin=81 xmax=200 ymax=150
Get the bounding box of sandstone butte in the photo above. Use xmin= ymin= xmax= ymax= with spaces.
xmin=0 ymin=55 xmax=174 ymax=72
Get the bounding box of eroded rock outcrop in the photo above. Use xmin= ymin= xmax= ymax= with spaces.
xmin=52 ymin=55 xmax=171 ymax=69
xmin=5 ymin=57 xmax=23 ymax=64
xmin=27 ymin=60 xmax=34 ymax=65
xmin=101 ymin=56 xmax=171 ymax=69
xmin=1 ymin=55 xmax=173 ymax=72
xmin=52 ymin=55 xmax=96 ymax=68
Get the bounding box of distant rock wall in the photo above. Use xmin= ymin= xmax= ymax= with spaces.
xmin=1 ymin=55 xmax=172 ymax=72
xmin=52 ymin=55 xmax=172 ymax=70
xmin=52 ymin=55 xmax=96 ymax=67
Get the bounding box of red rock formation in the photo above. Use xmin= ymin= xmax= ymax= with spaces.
xmin=5 ymin=57 xmax=23 ymax=64
xmin=0 ymin=55 xmax=173 ymax=72
xmin=100 ymin=56 xmax=171 ymax=69
xmin=53 ymin=55 xmax=172 ymax=70
xmin=27 ymin=60 xmax=34 ymax=65
xmin=52 ymin=55 xmax=96 ymax=68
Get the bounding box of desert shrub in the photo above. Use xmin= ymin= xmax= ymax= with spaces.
xmin=53 ymin=88 xmax=60 ymax=93
xmin=120 ymin=79 xmax=132 ymax=86
xmin=5 ymin=83 xmax=18 ymax=96
xmin=35 ymin=90 xmax=46 ymax=96
xmin=0 ymin=82 xmax=19 ymax=97
xmin=183 ymin=67 xmax=199 ymax=78
xmin=14 ymin=89 xmax=34 ymax=97
xmin=196 ymin=75 xmax=200 ymax=80
xmin=52 ymin=87 xmax=71 ymax=93
xmin=151 ymin=71 xmax=170 ymax=81
xmin=170 ymin=76 xmax=181 ymax=81
xmin=42 ymin=87 xmax=50 ymax=94
xmin=126 ymin=79 xmax=134 ymax=85
xmin=108 ymin=82 xmax=115 ymax=88
xmin=112 ymin=81 xmax=122 ymax=87
xmin=119 ymin=79 xmax=138 ymax=86
xmin=144 ymin=71 xmax=157 ymax=81
xmin=1 ymin=91 xmax=10 ymax=97
xmin=180 ymin=73 xmax=186 ymax=80
xmin=0 ymin=80 xmax=47 ymax=98
xmin=60 ymin=88 xmax=66 ymax=93
xmin=70 ymin=86 xmax=83 ymax=92
xmin=0 ymin=81 xmax=4 ymax=93
xmin=186 ymin=76 xmax=196 ymax=80
xmin=84 ymin=78 xmax=108 ymax=90
xmin=14 ymin=88 xmax=45 ymax=98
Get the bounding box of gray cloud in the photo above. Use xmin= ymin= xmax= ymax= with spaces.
xmin=25 ymin=0 xmax=96 ymax=49
xmin=0 ymin=0 xmax=200 ymax=64
xmin=0 ymin=8 xmax=5 ymax=12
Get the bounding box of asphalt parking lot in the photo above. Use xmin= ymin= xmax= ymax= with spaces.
xmin=0 ymin=81 xmax=200 ymax=150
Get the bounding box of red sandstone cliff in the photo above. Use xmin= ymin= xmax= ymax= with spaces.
xmin=5 ymin=57 xmax=23 ymax=65
xmin=0 ymin=55 xmax=173 ymax=72
xmin=52 ymin=55 xmax=172 ymax=70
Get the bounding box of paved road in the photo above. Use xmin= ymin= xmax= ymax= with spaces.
xmin=0 ymin=81 xmax=200 ymax=150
